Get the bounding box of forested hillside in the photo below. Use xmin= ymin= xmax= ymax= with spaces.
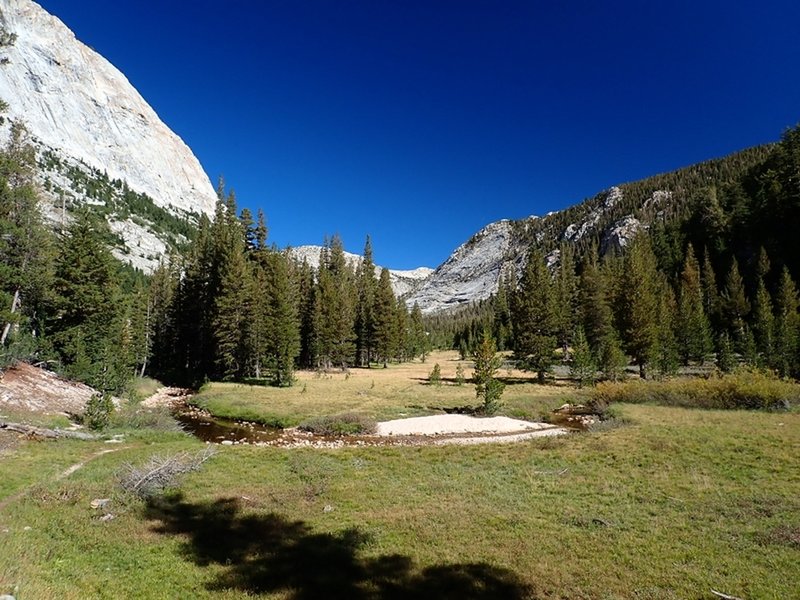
xmin=2 ymin=115 xmax=800 ymax=391
xmin=430 ymin=126 xmax=800 ymax=381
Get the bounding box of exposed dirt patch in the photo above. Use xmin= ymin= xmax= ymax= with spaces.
xmin=0 ymin=362 xmax=96 ymax=415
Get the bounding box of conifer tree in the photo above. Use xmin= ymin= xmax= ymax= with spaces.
xmin=618 ymin=234 xmax=659 ymax=378
xmin=371 ymin=267 xmax=396 ymax=366
xmin=0 ymin=122 xmax=54 ymax=355
xmin=653 ymin=277 xmax=679 ymax=378
xmin=354 ymin=236 xmax=376 ymax=366
xmin=570 ymin=326 xmax=596 ymax=387
xmin=676 ymin=244 xmax=712 ymax=364
xmin=49 ymin=211 xmax=126 ymax=391
xmin=315 ymin=235 xmax=355 ymax=369
xmin=408 ymin=303 xmax=427 ymax=361
xmin=752 ymin=278 xmax=774 ymax=368
xmin=773 ymin=267 xmax=800 ymax=377
xmin=473 ymin=329 xmax=504 ymax=414
xmin=296 ymin=259 xmax=318 ymax=368
xmin=511 ymin=248 xmax=556 ymax=383
xmin=701 ymin=247 xmax=720 ymax=329
xmin=579 ymin=247 xmax=616 ymax=358
xmin=394 ymin=298 xmax=409 ymax=362
xmin=553 ymin=244 xmax=579 ymax=359
xmin=721 ymin=257 xmax=750 ymax=345
xmin=492 ymin=267 xmax=514 ymax=351
xmin=264 ymin=251 xmax=300 ymax=386
xmin=213 ymin=237 xmax=250 ymax=380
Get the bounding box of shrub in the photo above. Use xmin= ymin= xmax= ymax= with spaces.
xmin=298 ymin=413 xmax=377 ymax=436
xmin=428 ymin=363 xmax=442 ymax=386
xmin=83 ymin=393 xmax=114 ymax=430
xmin=110 ymin=403 xmax=182 ymax=432
xmin=591 ymin=369 xmax=798 ymax=411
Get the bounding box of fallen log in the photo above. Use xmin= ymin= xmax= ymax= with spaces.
xmin=0 ymin=421 xmax=99 ymax=441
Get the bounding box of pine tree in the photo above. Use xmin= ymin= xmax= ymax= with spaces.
xmin=570 ymin=326 xmax=596 ymax=387
xmin=701 ymin=247 xmax=720 ymax=329
xmin=676 ymin=244 xmax=712 ymax=364
xmin=553 ymin=244 xmax=579 ymax=360
xmin=618 ymin=234 xmax=659 ymax=378
xmin=721 ymin=257 xmax=750 ymax=345
xmin=265 ymin=251 xmax=301 ymax=386
xmin=773 ymin=267 xmax=800 ymax=377
xmin=473 ymin=329 xmax=504 ymax=414
xmin=371 ymin=267 xmax=396 ymax=366
xmin=752 ymin=278 xmax=774 ymax=368
xmin=0 ymin=122 xmax=54 ymax=356
xmin=579 ymin=247 xmax=616 ymax=358
xmin=354 ymin=236 xmax=376 ymax=366
xmin=296 ymin=259 xmax=318 ymax=369
xmin=315 ymin=235 xmax=355 ymax=370
xmin=408 ymin=303 xmax=427 ymax=361
xmin=512 ymin=248 xmax=556 ymax=383
xmin=213 ymin=239 xmax=250 ymax=380
xmin=492 ymin=267 xmax=514 ymax=351
xmin=48 ymin=211 xmax=126 ymax=391
xmin=717 ymin=332 xmax=736 ymax=373
xmin=653 ymin=277 xmax=679 ymax=378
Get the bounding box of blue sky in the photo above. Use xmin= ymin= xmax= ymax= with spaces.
xmin=38 ymin=0 xmax=800 ymax=269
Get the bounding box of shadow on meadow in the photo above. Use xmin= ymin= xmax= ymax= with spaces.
xmin=145 ymin=494 xmax=531 ymax=599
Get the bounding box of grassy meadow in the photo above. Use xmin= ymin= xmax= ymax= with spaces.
xmin=1 ymin=353 xmax=799 ymax=599
xmin=192 ymin=351 xmax=573 ymax=426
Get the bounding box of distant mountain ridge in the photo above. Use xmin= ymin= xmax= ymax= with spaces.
xmin=406 ymin=144 xmax=773 ymax=313
xmin=288 ymin=245 xmax=433 ymax=298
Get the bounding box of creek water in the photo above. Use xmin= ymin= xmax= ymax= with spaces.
xmin=174 ymin=409 xmax=282 ymax=444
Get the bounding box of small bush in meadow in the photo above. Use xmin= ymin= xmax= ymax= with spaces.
xmin=83 ymin=393 xmax=114 ymax=430
xmin=591 ymin=368 xmax=798 ymax=411
xmin=298 ymin=413 xmax=377 ymax=436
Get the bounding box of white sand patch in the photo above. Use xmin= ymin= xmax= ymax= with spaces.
xmin=376 ymin=414 xmax=561 ymax=436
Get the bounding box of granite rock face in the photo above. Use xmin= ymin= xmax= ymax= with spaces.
xmin=0 ymin=0 xmax=217 ymax=270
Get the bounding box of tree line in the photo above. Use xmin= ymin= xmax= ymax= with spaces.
xmin=145 ymin=187 xmax=429 ymax=386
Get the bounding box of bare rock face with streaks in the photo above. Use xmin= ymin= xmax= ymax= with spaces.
xmin=0 ymin=0 xmax=218 ymax=271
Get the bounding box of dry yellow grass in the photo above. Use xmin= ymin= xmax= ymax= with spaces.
xmin=194 ymin=351 xmax=573 ymax=425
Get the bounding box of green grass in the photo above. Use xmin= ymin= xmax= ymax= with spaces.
xmin=129 ymin=376 xmax=163 ymax=402
xmin=1 ymin=402 xmax=798 ymax=598
xmin=2 ymin=356 xmax=799 ymax=598
xmin=192 ymin=351 xmax=571 ymax=426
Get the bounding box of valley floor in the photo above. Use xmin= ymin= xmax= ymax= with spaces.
xmin=0 ymin=355 xmax=798 ymax=599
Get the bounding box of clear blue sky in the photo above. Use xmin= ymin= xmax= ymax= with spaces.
xmin=37 ymin=0 xmax=800 ymax=269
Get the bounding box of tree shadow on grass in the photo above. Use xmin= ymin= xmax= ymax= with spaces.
xmin=145 ymin=494 xmax=532 ymax=599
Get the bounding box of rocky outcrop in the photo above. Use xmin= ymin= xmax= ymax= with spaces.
xmin=404 ymin=220 xmax=516 ymax=314
xmin=0 ymin=0 xmax=218 ymax=270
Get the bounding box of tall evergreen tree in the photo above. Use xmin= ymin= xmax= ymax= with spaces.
xmin=315 ymin=235 xmax=355 ymax=369
xmin=701 ymin=247 xmax=720 ymax=330
xmin=492 ymin=267 xmax=514 ymax=351
xmin=579 ymin=247 xmax=615 ymax=358
xmin=721 ymin=256 xmax=750 ymax=345
xmin=0 ymin=123 xmax=54 ymax=356
xmin=354 ymin=236 xmax=376 ymax=366
xmin=553 ymin=243 xmax=579 ymax=360
xmin=676 ymin=244 xmax=712 ymax=364
xmin=48 ymin=211 xmax=127 ymax=391
xmin=618 ymin=234 xmax=659 ymax=378
xmin=264 ymin=251 xmax=300 ymax=386
xmin=371 ymin=267 xmax=396 ymax=366
xmin=512 ymin=248 xmax=556 ymax=383
xmin=773 ymin=267 xmax=800 ymax=377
